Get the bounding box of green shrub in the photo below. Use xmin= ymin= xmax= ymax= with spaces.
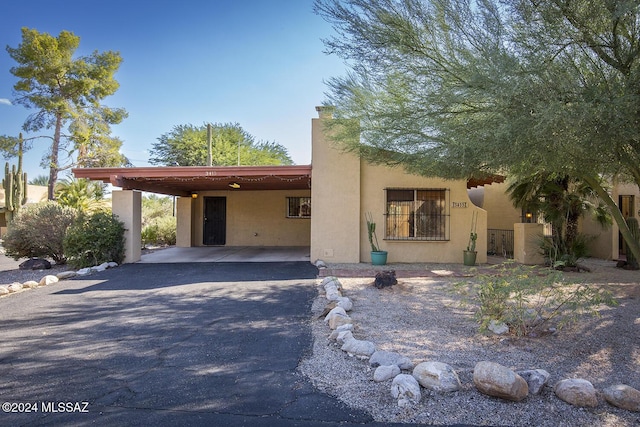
xmin=63 ymin=211 xmax=125 ymax=268
xmin=454 ymin=262 xmax=617 ymax=336
xmin=3 ymin=202 xmax=79 ymax=263
xmin=142 ymin=216 xmax=176 ymax=247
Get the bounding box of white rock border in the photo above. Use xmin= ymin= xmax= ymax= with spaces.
xmin=0 ymin=261 xmax=120 ymax=298
xmin=317 ymin=274 xmax=640 ymax=412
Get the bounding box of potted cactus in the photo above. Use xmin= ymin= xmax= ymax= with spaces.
xmin=463 ymin=211 xmax=478 ymax=266
xmin=366 ymin=212 xmax=387 ymax=265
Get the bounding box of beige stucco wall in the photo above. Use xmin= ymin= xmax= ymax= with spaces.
xmin=481 ymin=181 xmax=522 ymax=230
xmin=309 ymin=107 xmax=486 ymax=264
xmin=360 ymin=163 xmax=487 ymax=264
xmin=190 ymin=190 xmax=311 ymax=247
xmin=514 ymin=223 xmax=545 ymax=265
xmin=310 ymin=110 xmax=361 ymax=263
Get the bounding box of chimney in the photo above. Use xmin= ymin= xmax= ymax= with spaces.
xmin=315 ymin=105 xmax=334 ymax=119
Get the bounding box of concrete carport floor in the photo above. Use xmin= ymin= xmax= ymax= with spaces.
xmin=0 ymin=261 xmax=443 ymax=426
xmin=138 ymin=246 xmax=311 ymax=263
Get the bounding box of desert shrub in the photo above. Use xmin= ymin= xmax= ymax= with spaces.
xmin=3 ymin=202 xmax=79 ymax=264
xmin=141 ymin=216 xmax=176 ymax=247
xmin=63 ymin=211 xmax=125 ymax=268
xmin=454 ymin=263 xmax=617 ymax=337
xmin=539 ymin=233 xmax=594 ymax=270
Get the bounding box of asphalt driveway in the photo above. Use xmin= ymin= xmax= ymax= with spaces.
xmin=0 ymin=262 xmax=389 ymax=426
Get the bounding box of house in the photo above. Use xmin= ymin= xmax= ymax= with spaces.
xmin=73 ymin=107 xmax=508 ymax=264
xmin=470 ymin=179 xmax=640 ymax=262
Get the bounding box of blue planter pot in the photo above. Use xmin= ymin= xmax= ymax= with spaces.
xmin=371 ymin=251 xmax=388 ymax=265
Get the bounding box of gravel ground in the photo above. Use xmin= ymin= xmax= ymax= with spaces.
xmin=299 ymin=258 xmax=640 ymax=426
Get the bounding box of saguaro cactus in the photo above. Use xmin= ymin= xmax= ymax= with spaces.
xmin=2 ymin=135 xmax=27 ymax=224
xmin=625 ymin=217 xmax=640 ymax=269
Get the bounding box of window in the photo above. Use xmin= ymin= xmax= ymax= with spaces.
xmin=385 ymin=189 xmax=449 ymax=240
xmin=287 ymin=197 xmax=311 ymax=218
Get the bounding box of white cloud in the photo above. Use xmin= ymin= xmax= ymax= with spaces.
xmin=0 ymin=99 xmax=12 ymax=106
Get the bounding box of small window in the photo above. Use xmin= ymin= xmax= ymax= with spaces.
xmin=385 ymin=189 xmax=449 ymax=240
xmin=287 ymin=197 xmax=311 ymax=218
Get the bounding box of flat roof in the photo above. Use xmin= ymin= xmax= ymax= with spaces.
xmin=72 ymin=165 xmax=312 ymax=196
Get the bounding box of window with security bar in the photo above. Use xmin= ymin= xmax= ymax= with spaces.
xmin=385 ymin=189 xmax=449 ymax=240
xmin=287 ymin=197 xmax=311 ymax=218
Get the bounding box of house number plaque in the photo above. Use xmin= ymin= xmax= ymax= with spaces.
xmin=451 ymin=202 xmax=468 ymax=208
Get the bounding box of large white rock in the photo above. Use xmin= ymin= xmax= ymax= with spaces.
xmin=391 ymin=374 xmax=421 ymax=407
xmin=76 ymin=268 xmax=92 ymax=276
xmin=413 ymin=361 xmax=461 ymax=392
xmin=329 ymin=323 xmax=354 ymax=341
xmin=93 ymin=262 xmax=109 ymax=272
xmin=603 ymin=384 xmax=640 ymax=412
xmin=321 ymin=276 xmax=341 ymax=289
xmin=473 ymin=361 xmax=528 ymax=402
xmin=0 ymin=286 xmax=9 ymax=295
xmin=335 ymin=296 xmax=353 ymax=311
xmin=107 ymin=262 xmax=118 ymax=268
xmin=374 ymin=365 xmax=401 ymax=382
xmin=554 ymin=379 xmax=598 ymax=408
xmin=22 ymin=281 xmax=39 ymax=289
xmin=335 ymin=330 xmax=354 ymax=345
xmin=7 ymin=282 xmax=23 ymax=292
xmin=341 ymin=336 xmax=375 ymax=357
xmin=325 ymin=306 xmax=352 ymax=329
xmin=324 ymin=284 xmax=342 ymax=301
xmin=39 ymin=275 xmax=59 ymax=287
xmin=370 ymin=350 xmax=413 ymax=370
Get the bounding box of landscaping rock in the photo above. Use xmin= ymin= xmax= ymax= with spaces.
xmin=413 ymin=361 xmax=462 ymax=392
xmin=374 ymin=365 xmax=400 ymax=382
xmin=94 ymin=262 xmax=109 ymax=272
xmin=22 ymin=281 xmax=39 ymax=289
xmin=0 ymin=286 xmax=9 ymax=295
xmin=518 ymin=369 xmax=551 ymax=395
xmin=19 ymin=258 xmax=51 ymax=270
xmin=369 ymin=350 xmax=413 ymax=370
xmin=473 ymin=361 xmax=528 ymax=402
xmin=7 ymin=282 xmax=23 ymax=293
xmin=321 ymin=276 xmax=341 ymax=288
xmin=39 ymin=275 xmax=59 ymax=287
xmin=329 ymin=323 xmax=353 ymax=341
xmin=76 ymin=268 xmax=92 ymax=276
xmin=325 ymin=306 xmax=352 ymax=329
xmin=391 ymin=374 xmax=421 ymax=407
xmin=341 ymin=336 xmax=375 ymax=357
xmin=336 ymin=296 xmax=353 ymax=311
xmin=336 ymin=330 xmax=354 ymax=345
xmin=488 ymin=319 xmax=509 ymax=335
xmin=315 ymin=259 xmax=327 ymax=268
xmin=554 ymin=379 xmax=598 ymax=408
xmin=603 ymin=384 xmax=640 ymax=411
xmin=107 ymin=262 xmax=118 ymax=268
xmin=374 ymin=270 xmax=397 ymax=289
xmin=56 ymin=271 xmax=77 ymax=280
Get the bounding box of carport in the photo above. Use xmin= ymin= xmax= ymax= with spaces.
xmin=73 ymin=165 xmax=312 ymax=263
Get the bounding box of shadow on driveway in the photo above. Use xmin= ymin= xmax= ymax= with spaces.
xmin=0 ymin=262 xmax=409 ymax=426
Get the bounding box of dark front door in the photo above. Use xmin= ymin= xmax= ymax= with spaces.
xmin=204 ymin=197 xmax=226 ymax=245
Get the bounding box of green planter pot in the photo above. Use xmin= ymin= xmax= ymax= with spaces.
xmin=463 ymin=250 xmax=477 ymax=266
xmin=371 ymin=251 xmax=388 ymax=265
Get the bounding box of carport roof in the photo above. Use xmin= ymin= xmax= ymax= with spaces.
xmin=72 ymin=165 xmax=312 ymax=197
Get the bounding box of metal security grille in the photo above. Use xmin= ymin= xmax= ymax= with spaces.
xmin=487 ymin=229 xmax=514 ymax=258
xmin=287 ymin=197 xmax=311 ymax=218
xmin=384 ymin=189 xmax=450 ymax=241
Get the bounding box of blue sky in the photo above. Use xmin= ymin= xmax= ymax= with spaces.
xmin=0 ymin=0 xmax=345 ymax=180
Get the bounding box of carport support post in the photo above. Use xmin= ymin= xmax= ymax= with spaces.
xmin=176 ymin=196 xmax=193 ymax=247
xmin=112 ymin=190 xmax=142 ymax=263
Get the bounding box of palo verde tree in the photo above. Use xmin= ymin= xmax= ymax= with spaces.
xmin=314 ymin=0 xmax=640 ymax=261
xmin=4 ymin=28 xmax=128 ymax=200
xmin=149 ymin=123 xmax=293 ymax=166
